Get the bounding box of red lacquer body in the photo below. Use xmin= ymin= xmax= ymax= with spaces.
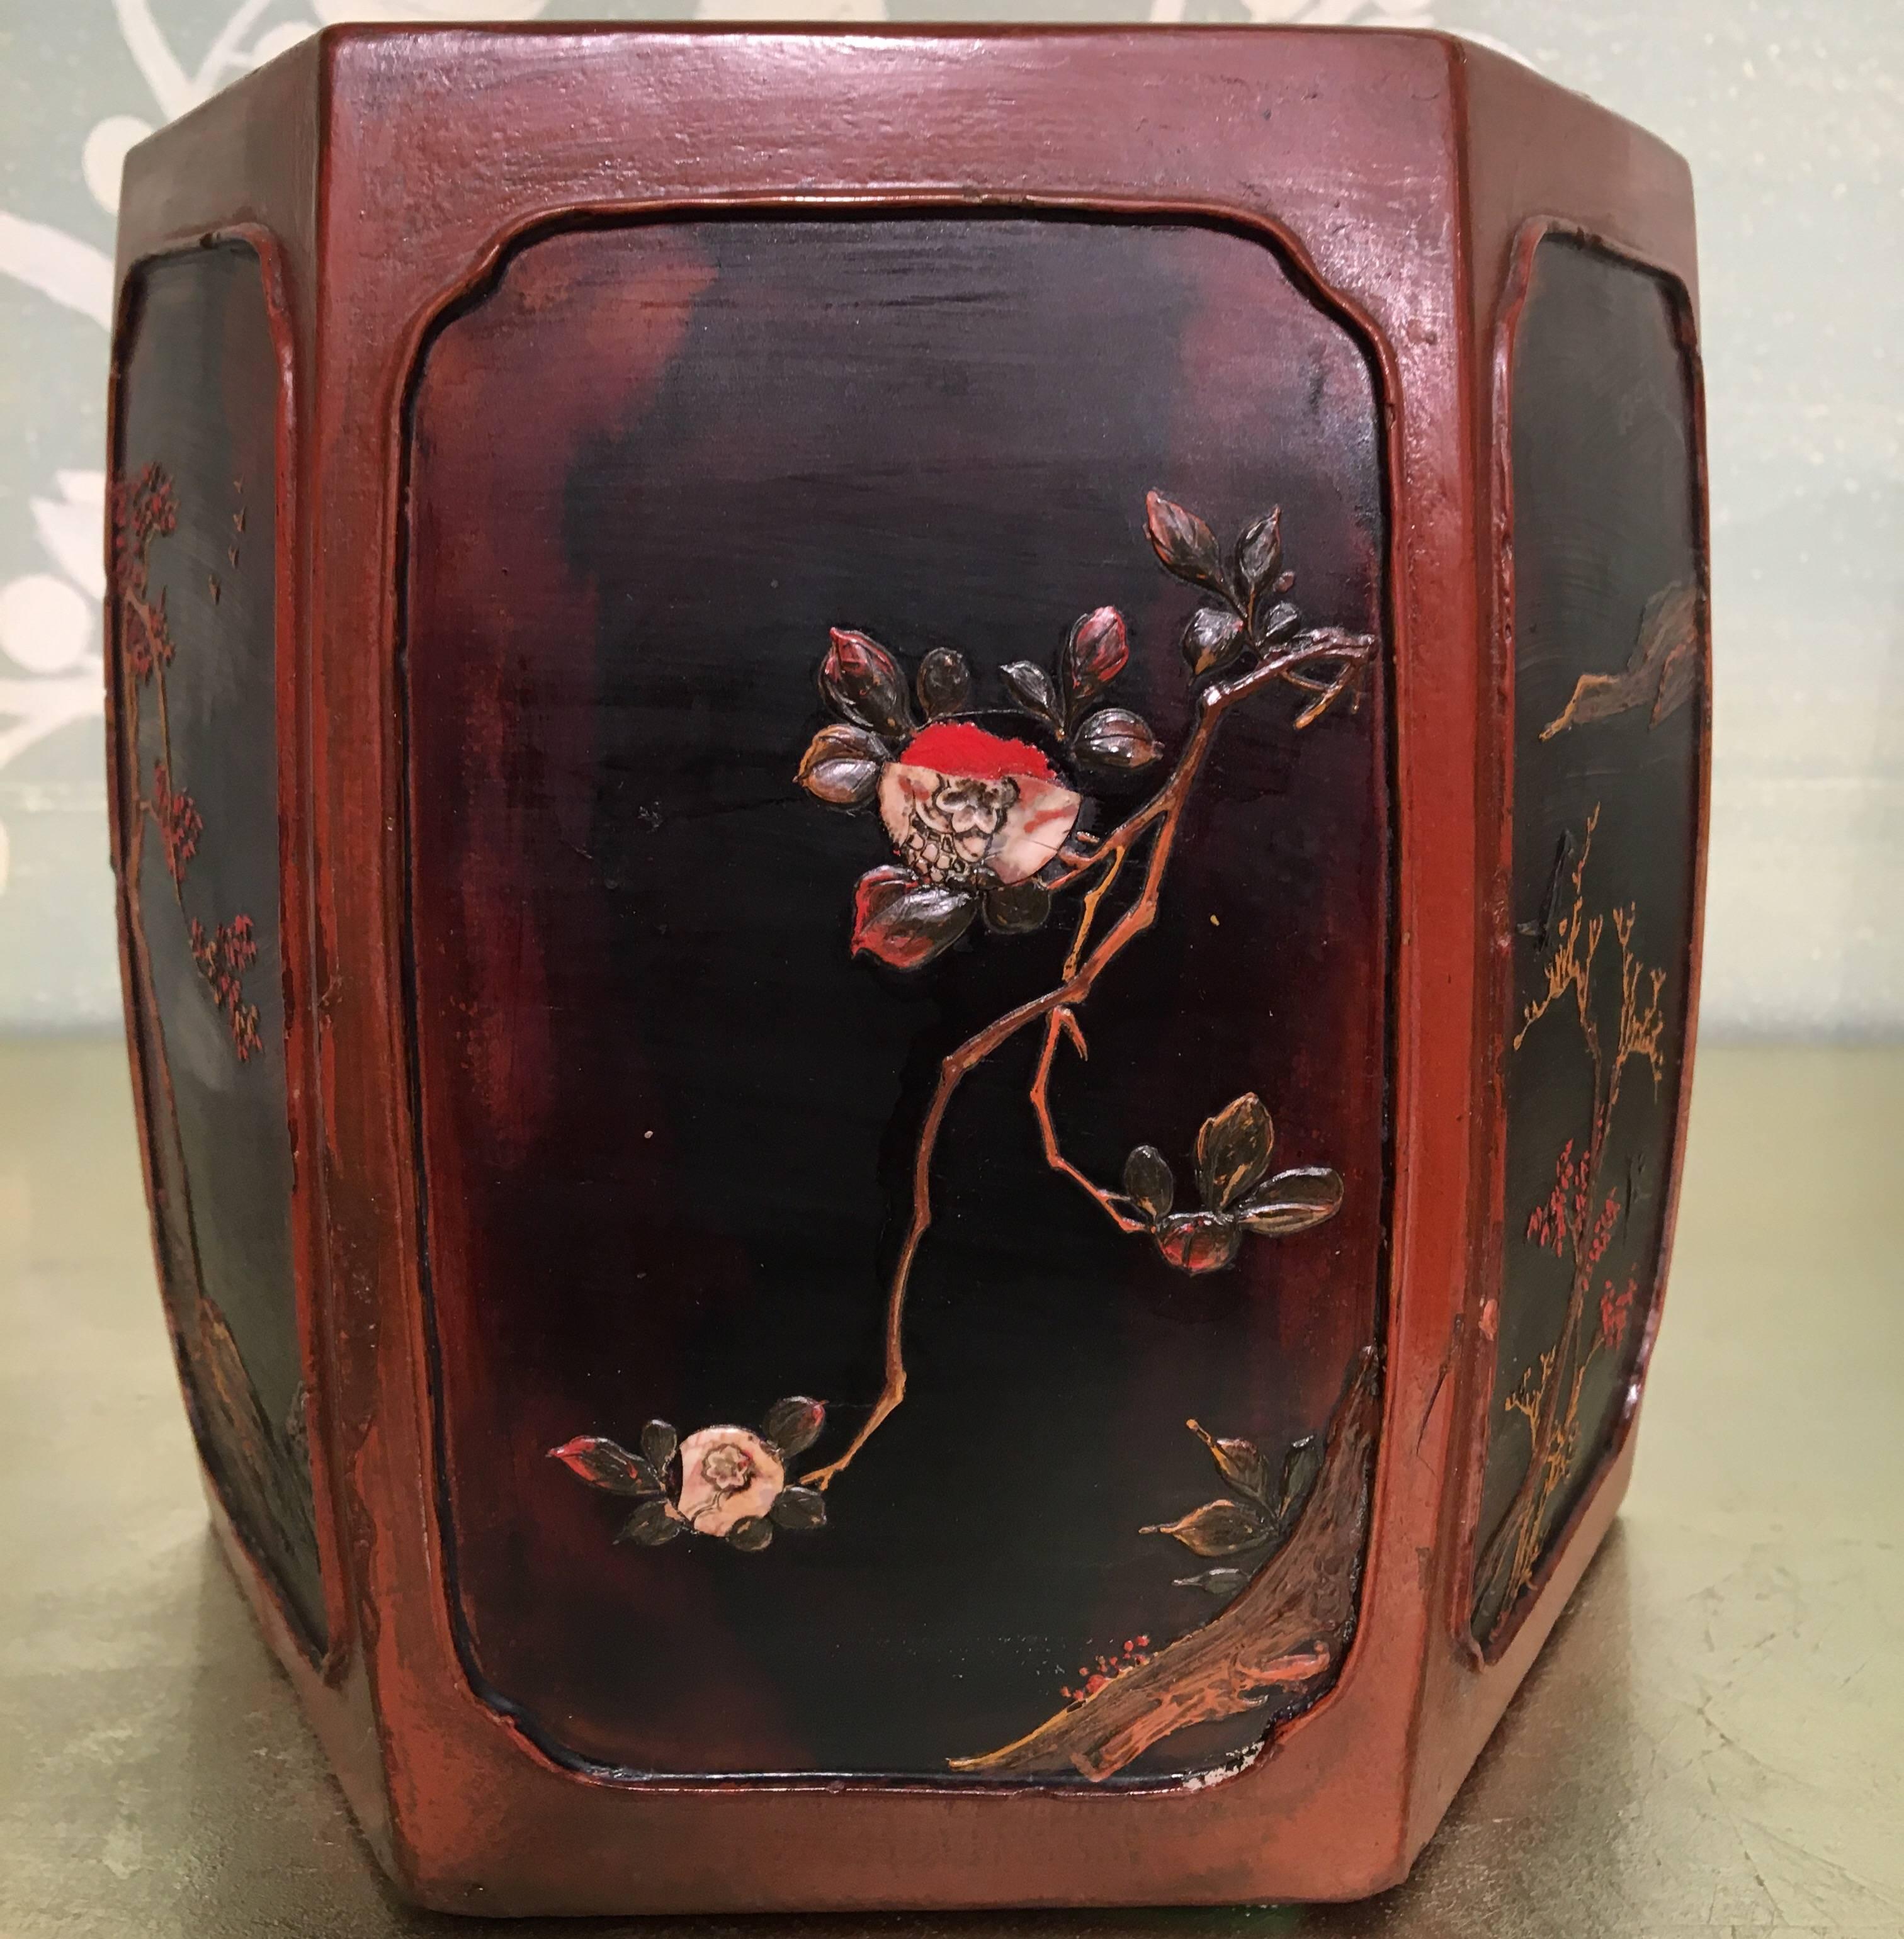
xmin=106 ymin=26 xmax=1707 ymax=1912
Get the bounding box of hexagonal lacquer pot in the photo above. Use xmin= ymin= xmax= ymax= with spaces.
xmin=107 ymin=24 xmax=1707 ymax=1914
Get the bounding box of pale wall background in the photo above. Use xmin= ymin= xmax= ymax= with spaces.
xmin=1 ymin=0 xmax=1898 ymax=1034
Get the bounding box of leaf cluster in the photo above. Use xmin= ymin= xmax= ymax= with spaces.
xmin=797 ymin=610 xmax=1164 ymax=825
xmin=1145 ymin=491 xmax=1369 ymax=725
xmin=1119 ymin=1093 xmax=1345 ymax=1277
xmin=998 ymin=605 xmax=1162 ymax=774
xmin=793 ymin=630 xmax=919 ymax=811
xmin=1142 ymin=1418 xmax=1328 ymax=1597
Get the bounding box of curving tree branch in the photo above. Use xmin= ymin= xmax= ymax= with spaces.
xmin=802 ymin=627 xmax=1373 ymax=1492
xmin=1475 ymin=805 xmax=1667 ymax=1620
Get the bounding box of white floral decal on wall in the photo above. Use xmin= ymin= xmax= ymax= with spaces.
xmin=0 ymin=1 xmax=551 ymax=898
xmin=1 ymin=0 xmax=1425 ymax=906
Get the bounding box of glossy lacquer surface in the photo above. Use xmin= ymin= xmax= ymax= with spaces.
xmin=1472 ymin=236 xmax=1704 ymax=1643
xmin=111 ymin=243 xmax=323 ymax=1651
xmin=403 ymin=215 xmax=1389 ymax=1780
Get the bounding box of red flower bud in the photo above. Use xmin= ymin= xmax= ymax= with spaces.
xmin=1061 ymin=606 xmax=1128 ymax=705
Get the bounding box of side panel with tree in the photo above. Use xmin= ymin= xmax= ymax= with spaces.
xmin=1471 ymin=235 xmax=1705 ymax=1643
xmin=110 ymin=243 xmax=322 ymax=1652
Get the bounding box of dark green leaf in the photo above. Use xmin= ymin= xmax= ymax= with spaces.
xmin=1060 ymin=606 xmax=1129 ymax=709
xmin=851 ymin=867 xmax=977 ymax=970
xmin=1181 ymin=605 xmax=1245 ymax=679
xmin=982 ymin=878 xmax=1052 ymax=935
xmin=1237 ymin=1166 xmax=1344 ymax=1237
xmin=1000 ymin=660 xmax=1062 ymax=732
xmin=548 ymin=1436 xmax=661 ymax=1497
xmin=727 ymin=1515 xmax=774 ymax=1552
xmin=640 ymin=1419 xmax=678 ymax=1473
xmin=1174 ymin=1566 xmax=1251 ymax=1597
xmin=615 ymin=1498 xmax=683 ymax=1545
xmin=771 ymin=1486 xmax=827 ymax=1531
xmin=1255 ymin=600 xmax=1303 ymax=647
xmin=819 ymin=628 xmax=915 ymax=738
xmin=917 ymin=647 xmax=972 ymax=720
xmin=761 ymin=1396 xmax=827 ymax=1459
xmin=1279 ymin=1435 xmax=1323 ymax=1522
xmin=1235 ymin=507 xmax=1283 ymax=594
xmin=1142 ymin=1497 xmax=1270 ymax=1557
xmin=1122 ymin=1145 xmax=1175 ymax=1223
xmin=1145 ymin=490 xmax=1230 ymax=597
xmin=1189 ymin=1420 xmax=1271 ymax=1503
xmin=1074 ymin=708 xmax=1162 ymax=771
xmin=1195 ymin=1094 xmax=1275 ymax=1211
xmin=1154 ymin=1212 xmax=1242 ymax=1275
xmin=795 ymin=722 xmax=887 ymax=806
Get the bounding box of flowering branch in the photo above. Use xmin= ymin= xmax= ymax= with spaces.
xmin=1476 ymin=805 xmax=1667 ymax=1619
xmin=558 ymin=493 xmax=1378 ymax=1555
xmin=800 ymin=497 xmax=1374 ymax=1492
xmin=108 ymin=458 xmax=317 ymax=1615
xmin=114 ymin=462 xmax=261 ymax=1060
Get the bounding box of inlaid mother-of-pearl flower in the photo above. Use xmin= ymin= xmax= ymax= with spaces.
xmin=798 ymin=630 xmax=1120 ymax=970
xmin=877 ymin=722 xmax=1082 ymax=890
xmin=675 ymin=1426 xmax=785 ymax=1537
xmin=837 ymin=722 xmax=1084 ymax=969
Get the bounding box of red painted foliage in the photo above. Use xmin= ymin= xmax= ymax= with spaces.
xmin=1061 ymin=1636 xmax=1153 ymax=1707
xmin=116 ymin=462 xmax=264 ymax=1068
xmin=898 ymin=720 xmax=1059 ymax=783
xmin=1526 ymin=1139 xmax=1621 ymax=1274
xmin=113 ymin=464 xmax=179 ymax=678
xmin=150 ymin=761 xmax=203 ymax=885
xmin=189 ymin=915 xmax=263 ymax=1061
xmin=1598 ymin=1272 xmax=1638 ymax=1354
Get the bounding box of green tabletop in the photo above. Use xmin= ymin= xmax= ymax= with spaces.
xmin=3 ymin=1037 xmax=1899 ymax=1936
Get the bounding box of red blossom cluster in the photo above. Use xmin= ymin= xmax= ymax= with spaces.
xmin=1060 ymin=1636 xmax=1152 ymax=1706
xmin=1524 ymin=1140 xmax=1621 ymax=1274
xmin=189 ymin=915 xmax=261 ymax=1061
xmin=116 ymin=461 xmax=263 ymax=1070
xmin=149 ymin=762 xmax=203 ymax=885
xmin=122 ymin=586 xmax=174 ymax=679
xmin=1584 ymin=1190 xmax=1621 ymax=1272
xmin=120 ymin=462 xmax=178 ymax=545
xmin=1525 ymin=1139 xmax=1586 ymax=1257
xmin=113 ymin=464 xmax=179 ymax=679
xmin=1598 ymin=1273 xmax=1638 ymax=1354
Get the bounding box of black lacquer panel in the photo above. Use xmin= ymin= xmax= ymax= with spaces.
xmin=1472 ymin=236 xmax=1704 ymax=1641
xmin=113 ymin=244 xmax=322 ymax=1651
xmin=404 ymin=217 xmax=1390 ymax=1779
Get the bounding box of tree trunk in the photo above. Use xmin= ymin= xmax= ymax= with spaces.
xmin=949 ymin=1347 xmax=1381 ymax=1780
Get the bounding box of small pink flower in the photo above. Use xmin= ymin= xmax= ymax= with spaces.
xmin=674 ymin=1426 xmax=785 ymax=1537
